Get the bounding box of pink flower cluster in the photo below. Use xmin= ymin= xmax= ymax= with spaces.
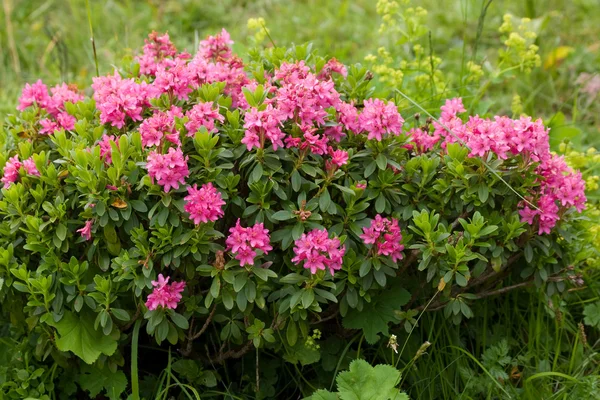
xmin=425 ymin=97 xmax=586 ymax=234
xmin=92 ymin=71 xmax=152 ymax=129
xmin=358 ymin=98 xmax=404 ymax=141
xmin=136 ymin=31 xmax=178 ymax=76
xmin=360 ymin=215 xmax=405 ymax=262
xmin=185 ymin=102 xmax=224 ymax=135
xmin=519 ymin=156 xmax=586 ymax=234
xmin=225 ymin=219 xmax=272 ymax=266
xmin=183 ymin=182 xmax=225 ymax=224
xmin=242 ymin=105 xmax=285 ymax=151
xmin=153 ymin=56 xmax=196 ymax=101
xmin=140 ymin=106 xmax=183 ymax=147
xmin=145 ymin=274 xmax=186 ymax=310
xmin=146 ymin=147 xmax=189 ymax=192
xmin=1 ymin=155 xmax=39 ymax=188
xmin=291 ymin=229 xmax=346 ymax=276
xmin=17 ymin=80 xmax=82 ymax=135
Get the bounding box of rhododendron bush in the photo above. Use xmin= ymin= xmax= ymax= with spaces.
xmin=0 ymin=30 xmax=589 ymax=399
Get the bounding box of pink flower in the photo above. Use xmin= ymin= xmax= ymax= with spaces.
xmin=1 ymin=155 xmax=22 ymax=188
xmin=140 ymin=106 xmax=183 ymax=147
xmin=225 ymin=219 xmax=272 ymax=266
xmin=23 ymin=157 xmax=40 ymax=176
xmin=407 ymin=127 xmax=440 ymax=153
xmin=152 ymin=56 xmax=196 ymax=100
xmin=92 ymin=70 xmax=152 ymax=128
xmin=360 ymin=215 xmax=404 ymax=262
xmin=291 ymin=229 xmax=346 ymax=276
xmin=242 ymin=105 xmax=285 ymax=151
xmin=317 ymin=58 xmax=348 ymax=80
xmin=145 ymin=274 xmax=186 ymax=310
xmin=17 ymin=80 xmax=51 ymax=111
xmin=185 ymin=102 xmax=224 ymax=135
xmin=39 ymin=119 xmax=60 ymax=135
xmin=328 ymin=148 xmax=349 ymax=167
xmin=356 ymin=182 xmax=367 ymax=190
xmin=99 ymin=135 xmax=117 ymax=164
xmin=136 ymin=31 xmax=178 ymax=76
xmin=198 ymin=29 xmax=234 ymax=61
xmin=358 ymin=98 xmax=404 ymax=141
xmin=77 ymin=220 xmax=93 ymax=241
xmin=48 ymin=83 xmax=84 ymax=115
xmin=56 ymin=112 xmax=76 ymax=131
xmin=275 ymin=62 xmax=341 ymax=128
xmin=183 ymin=182 xmax=225 ymax=224
xmin=146 ymin=147 xmax=189 ymax=192
xmin=337 ymin=102 xmax=360 ymax=133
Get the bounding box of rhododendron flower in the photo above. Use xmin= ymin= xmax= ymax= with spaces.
xmin=39 ymin=119 xmax=60 ymax=135
xmin=429 ymin=97 xmax=586 ymax=234
xmin=317 ymin=58 xmax=348 ymax=80
xmin=337 ymin=102 xmax=360 ymax=133
xmin=184 ymin=182 xmax=225 ymax=224
xmin=152 ymin=56 xmax=196 ymax=100
xmin=48 ymin=83 xmax=84 ymax=115
xmin=225 ymin=219 xmax=272 ymax=266
xmin=1 ymin=155 xmax=22 ymax=188
xmin=56 ymin=111 xmax=76 ymax=131
xmin=198 ymin=28 xmax=234 ymax=61
xmin=140 ymin=106 xmax=183 ymax=147
xmin=92 ymin=71 xmax=152 ymax=128
xmin=185 ymin=102 xmax=224 ymax=135
xmin=23 ymin=158 xmax=40 ymax=176
xmin=275 ymin=62 xmax=341 ymax=128
xmin=291 ymin=229 xmax=345 ymax=276
xmin=136 ymin=31 xmax=178 ymax=76
xmin=358 ymin=98 xmax=404 ymax=141
xmin=99 ymin=135 xmax=117 ymax=164
xmin=328 ymin=148 xmax=349 ymax=167
xmin=145 ymin=274 xmax=186 ymax=310
xmin=360 ymin=215 xmax=404 ymax=262
xmin=17 ymin=79 xmax=51 ymax=111
xmin=407 ymin=127 xmax=440 ymax=153
xmin=77 ymin=220 xmax=94 ymax=241
xmin=146 ymin=147 xmax=189 ymax=192
xmin=242 ymin=105 xmax=285 ymax=151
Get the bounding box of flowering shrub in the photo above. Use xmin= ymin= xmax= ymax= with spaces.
xmin=0 ymin=29 xmax=590 ymax=398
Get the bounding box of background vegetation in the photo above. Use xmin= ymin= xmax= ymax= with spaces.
xmin=1 ymin=0 xmax=599 ymax=398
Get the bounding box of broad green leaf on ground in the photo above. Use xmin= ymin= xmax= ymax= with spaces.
xmin=342 ymin=286 xmax=410 ymax=344
xmin=283 ymin=341 xmax=321 ymax=366
xmin=78 ymin=364 xmax=127 ymax=400
xmin=583 ymin=301 xmax=600 ymax=328
xmin=306 ymin=359 xmax=409 ymax=400
xmin=50 ymin=310 xmax=118 ymax=364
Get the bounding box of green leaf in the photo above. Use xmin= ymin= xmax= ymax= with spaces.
xmin=343 ymin=285 xmax=410 ymax=344
xmin=291 ymin=170 xmax=302 ymax=192
xmin=376 ymin=153 xmax=387 ymax=170
xmin=170 ymin=312 xmax=189 ymax=329
xmin=272 ymin=210 xmax=294 ymax=221
xmin=336 ymin=359 xmax=407 ymax=400
xmin=56 ymin=224 xmax=67 ymax=241
xmin=319 ymin=189 xmax=331 ymax=212
xmin=50 ymin=311 xmax=118 ymax=364
xmin=78 ymin=364 xmax=127 ymax=400
xmin=286 ymin=320 xmax=298 ymax=346
xmin=583 ymin=302 xmax=600 ymax=328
